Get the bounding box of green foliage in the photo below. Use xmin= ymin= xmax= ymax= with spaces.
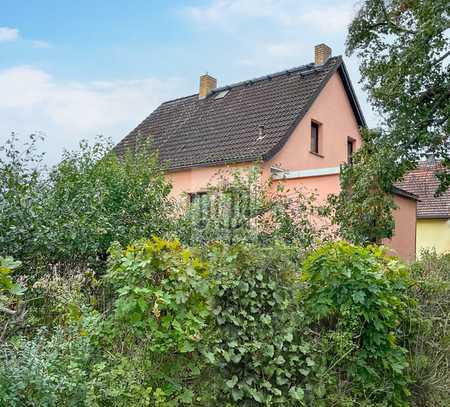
xmin=0 ymin=327 xmax=92 ymax=406
xmin=0 ymin=133 xmax=46 ymax=262
xmin=89 ymin=237 xmax=215 ymax=406
xmin=330 ymin=128 xmax=398 ymax=244
xmin=106 ymin=236 xmax=211 ymax=354
xmin=1 ymin=234 xmax=448 ymax=406
xmin=0 ymin=134 xmax=172 ymax=274
xmin=302 ymin=241 xmax=413 ymax=406
xmin=406 ymin=250 xmax=450 ymax=406
xmin=0 ymin=256 xmax=24 ymax=309
xmin=0 ymin=256 xmax=26 ymax=341
xmin=206 ymin=242 xmax=322 ymax=406
xmin=346 ymin=0 xmax=450 ymax=192
xmin=40 ymin=139 xmax=172 ymax=271
xmin=1 ymin=133 xmax=448 ymax=406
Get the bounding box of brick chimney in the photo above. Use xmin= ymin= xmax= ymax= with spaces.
xmin=314 ymin=43 xmax=332 ymax=65
xmin=199 ymin=74 xmax=217 ymax=99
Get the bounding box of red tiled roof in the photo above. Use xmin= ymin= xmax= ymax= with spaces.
xmin=396 ymin=162 xmax=450 ymax=219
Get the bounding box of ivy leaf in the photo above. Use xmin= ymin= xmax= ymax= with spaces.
xmin=289 ymin=386 xmax=304 ymax=401
xmin=231 ymin=387 xmax=243 ymax=401
xmin=226 ymin=375 xmax=238 ymax=389
xmin=179 ymin=389 xmax=194 ymax=404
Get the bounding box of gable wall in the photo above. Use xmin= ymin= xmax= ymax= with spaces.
xmin=265 ymin=71 xmax=362 ymax=173
xmin=261 ymin=71 xmax=362 ymax=202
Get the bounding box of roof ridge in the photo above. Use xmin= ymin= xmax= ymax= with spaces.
xmin=211 ymin=56 xmax=342 ymax=94
xmin=161 ymin=93 xmax=198 ymax=105
xmin=160 ymin=56 xmax=342 ymax=105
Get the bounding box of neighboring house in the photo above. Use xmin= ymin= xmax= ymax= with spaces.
xmin=115 ymin=44 xmax=417 ymax=260
xmin=397 ymin=161 xmax=450 ymax=255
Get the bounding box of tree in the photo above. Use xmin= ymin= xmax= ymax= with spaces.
xmin=347 ymin=0 xmax=449 ymax=192
xmin=0 ymin=135 xmax=173 ymax=274
xmin=330 ymin=129 xmax=398 ymax=244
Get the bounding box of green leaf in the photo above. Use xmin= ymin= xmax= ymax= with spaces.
xmin=179 ymin=389 xmax=194 ymax=404
xmin=289 ymin=386 xmax=304 ymax=401
xmin=226 ymin=375 xmax=238 ymax=389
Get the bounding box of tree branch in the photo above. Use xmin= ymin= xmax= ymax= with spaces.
xmin=380 ymin=2 xmax=417 ymax=35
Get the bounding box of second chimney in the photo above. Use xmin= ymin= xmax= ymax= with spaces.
xmin=314 ymin=43 xmax=332 ymax=65
xmin=199 ymin=74 xmax=217 ymax=99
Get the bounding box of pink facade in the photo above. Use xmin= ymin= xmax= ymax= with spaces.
xmin=166 ymin=72 xmax=416 ymax=260
xmin=384 ymin=195 xmax=417 ymax=261
xmin=265 ymin=73 xmax=362 ymax=173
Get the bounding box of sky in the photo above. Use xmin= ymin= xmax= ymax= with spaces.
xmin=0 ymin=0 xmax=378 ymax=164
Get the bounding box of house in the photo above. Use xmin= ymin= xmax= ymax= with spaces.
xmin=397 ymin=160 xmax=450 ymax=255
xmin=115 ymin=44 xmax=417 ymax=260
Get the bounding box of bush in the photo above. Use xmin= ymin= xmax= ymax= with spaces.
xmin=0 ymin=327 xmax=91 ymax=406
xmin=106 ymin=237 xmax=211 ymax=354
xmin=0 ymin=134 xmax=47 ymax=270
xmin=407 ymin=250 xmax=450 ymax=406
xmin=0 ymin=135 xmax=172 ymax=275
xmin=0 ymin=256 xmax=26 ymax=342
xmin=87 ymin=237 xmax=215 ymax=406
xmin=2 ymin=134 xmax=447 ymax=406
xmin=302 ymin=242 xmax=413 ymax=406
xmin=206 ymin=242 xmax=322 ymax=405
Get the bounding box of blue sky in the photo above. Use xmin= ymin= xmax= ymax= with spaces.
xmin=1 ymin=0 xmax=377 ymax=163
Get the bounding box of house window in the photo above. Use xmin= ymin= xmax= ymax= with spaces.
xmin=310 ymin=121 xmax=320 ymax=154
xmin=189 ymin=191 xmax=207 ymax=204
xmin=347 ymin=138 xmax=355 ymax=163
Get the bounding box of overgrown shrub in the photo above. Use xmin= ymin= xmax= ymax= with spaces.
xmin=0 ymin=135 xmax=172 ymax=275
xmin=0 ymin=256 xmax=25 ymax=342
xmin=302 ymin=242 xmax=413 ymax=406
xmin=106 ymin=237 xmax=211 ymax=354
xmin=407 ymin=250 xmax=450 ymax=406
xmin=0 ymin=134 xmax=46 ymax=260
xmin=87 ymin=237 xmax=215 ymax=406
xmin=206 ymin=241 xmax=323 ymax=405
xmin=2 ymin=135 xmax=448 ymax=406
xmin=0 ymin=327 xmax=92 ymax=406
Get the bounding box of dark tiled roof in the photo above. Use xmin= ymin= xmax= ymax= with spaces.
xmin=115 ymin=56 xmax=364 ymax=170
xmin=396 ymin=162 xmax=450 ymax=219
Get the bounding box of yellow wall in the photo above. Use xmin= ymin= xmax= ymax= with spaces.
xmin=416 ymin=219 xmax=450 ymax=255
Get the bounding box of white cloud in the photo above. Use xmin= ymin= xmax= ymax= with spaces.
xmin=0 ymin=66 xmax=190 ymax=163
xmin=0 ymin=27 xmax=52 ymax=48
xmin=0 ymin=27 xmax=19 ymax=42
xmin=181 ymin=0 xmax=354 ymax=33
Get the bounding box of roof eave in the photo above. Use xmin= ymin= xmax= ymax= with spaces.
xmin=165 ymin=157 xmax=259 ymax=172
xmin=417 ymin=214 xmax=450 ymax=220
xmin=338 ymin=61 xmax=367 ymax=128
xmin=392 ymin=186 xmax=420 ymax=201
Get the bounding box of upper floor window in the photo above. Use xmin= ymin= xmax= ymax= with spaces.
xmin=347 ymin=138 xmax=355 ymax=163
xmin=310 ymin=121 xmax=320 ymax=155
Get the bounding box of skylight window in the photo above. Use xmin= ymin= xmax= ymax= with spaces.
xmin=214 ymin=89 xmax=229 ymax=99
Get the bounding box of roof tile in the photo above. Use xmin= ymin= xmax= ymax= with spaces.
xmin=396 ymin=161 xmax=450 ymax=219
